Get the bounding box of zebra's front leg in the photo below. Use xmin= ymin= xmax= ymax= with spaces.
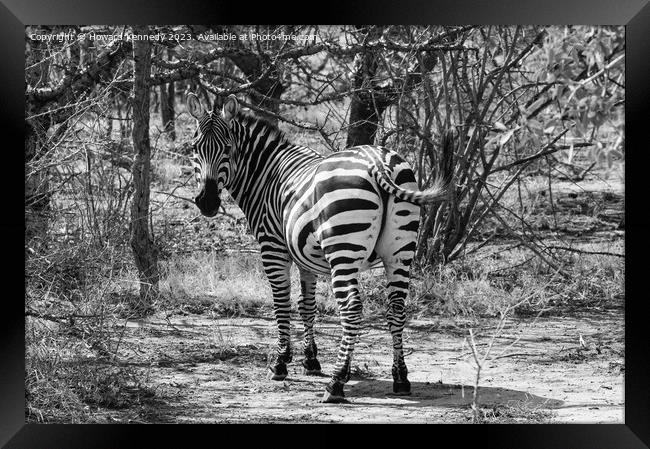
xmin=321 ymin=269 xmax=362 ymax=403
xmin=298 ymin=269 xmax=322 ymax=375
xmin=262 ymin=258 xmax=293 ymax=381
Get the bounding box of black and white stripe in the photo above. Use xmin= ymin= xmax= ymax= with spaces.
xmin=187 ymin=94 xmax=449 ymax=401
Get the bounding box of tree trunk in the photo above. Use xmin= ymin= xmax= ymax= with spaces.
xmin=346 ymin=28 xmax=391 ymax=148
xmin=347 ymin=89 xmax=386 ymax=147
xmin=248 ymin=78 xmax=283 ymax=125
xmin=160 ymin=74 xmax=176 ymax=140
xmin=226 ymin=48 xmax=284 ymax=125
xmin=415 ymin=130 xmax=456 ymax=265
xmin=129 ymin=26 xmax=159 ymax=311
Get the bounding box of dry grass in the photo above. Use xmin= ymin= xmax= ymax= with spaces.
xmin=26 ymin=284 xmax=157 ymax=423
xmin=26 ymin=351 xmax=156 ymax=423
xmin=152 ymin=157 xmax=184 ymax=188
xmin=469 ymin=402 xmax=556 ymax=423
xmin=158 ymin=252 xmax=271 ymax=316
xmin=148 ymin=234 xmax=623 ymax=324
xmin=25 ymin=229 xmax=159 ymax=423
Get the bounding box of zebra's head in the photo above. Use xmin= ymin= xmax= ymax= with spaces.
xmin=186 ymin=93 xmax=239 ymax=217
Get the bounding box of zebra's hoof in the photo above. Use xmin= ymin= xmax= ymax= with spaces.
xmin=392 ymin=379 xmax=411 ymax=395
xmin=321 ymin=380 xmax=347 ymax=403
xmin=268 ymin=363 xmax=288 ymax=381
xmin=320 ymin=390 xmax=348 ymax=404
xmin=302 ymin=358 xmax=322 ymax=376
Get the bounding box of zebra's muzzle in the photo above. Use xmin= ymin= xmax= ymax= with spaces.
xmin=195 ymin=178 xmax=221 ymax=217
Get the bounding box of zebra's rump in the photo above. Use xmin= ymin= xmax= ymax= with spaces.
xmin=283 ymin=146 xmax=421 ymax=275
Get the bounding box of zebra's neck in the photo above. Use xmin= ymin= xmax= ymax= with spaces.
xmin=226 ymin=115 xmax=322 ymax=234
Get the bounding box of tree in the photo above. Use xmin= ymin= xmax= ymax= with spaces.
xmin=24 ymin=25 xmax=624 ymax=278
xmin=345 ymin=26 xmax=389 ymax=147
xmin=158 ymin=48 xmax=176 ymax=140
xmin=159 ymin=80 xmax=176 ymax=140
xmin=25 ymin=27 xmax=132 ymax=250
xmin=129 ymin=27 xmax=159 ymax=311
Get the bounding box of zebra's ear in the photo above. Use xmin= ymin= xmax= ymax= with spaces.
xmin=222 ymin=95 xmax=239 ymax=123
xmin=186 ymin=93 xmax=205 ymax=120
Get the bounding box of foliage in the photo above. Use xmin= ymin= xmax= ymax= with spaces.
xmin=24 ymin=25 xmax=624 ymax=422
xmin=25 ymin=25 xmax=624 ymax=266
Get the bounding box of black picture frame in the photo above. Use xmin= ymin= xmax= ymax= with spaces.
xmin=5 ymin=1 xmax=649 ymax=447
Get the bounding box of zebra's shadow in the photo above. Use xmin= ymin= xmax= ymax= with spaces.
xmin=345 ymin=379 xmax=564 ymax=410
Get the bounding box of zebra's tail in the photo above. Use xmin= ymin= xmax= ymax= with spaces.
xmin=372 ymin=130 xmax=455 ymax=206
xmin=373 ymin=168 xmax=450 ymax=206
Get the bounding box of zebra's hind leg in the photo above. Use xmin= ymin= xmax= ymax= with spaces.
xmin=384 ymin=264 xmax=412 ymax=395
xmin=321 ymin=269 xmax=362 ymax=403
xmin=298 ymin=269 xmax=322 ymax=375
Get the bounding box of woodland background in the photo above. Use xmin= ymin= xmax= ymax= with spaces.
xmin=25 ymin=25 xmax=624 ymax=423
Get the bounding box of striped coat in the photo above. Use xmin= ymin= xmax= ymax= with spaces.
xmin=187 ymin=94 xmax=450 ymax=402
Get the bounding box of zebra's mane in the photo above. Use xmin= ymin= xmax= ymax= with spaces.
xmin=234 ymin=111 xmax=289 ymax=145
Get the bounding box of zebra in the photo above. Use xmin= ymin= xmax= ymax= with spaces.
xmin=186 ymin=93 xmax=451 ymax=403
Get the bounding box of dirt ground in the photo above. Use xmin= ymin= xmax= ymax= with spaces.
xmin=96 ymin=306 xmax=624 ymax=424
